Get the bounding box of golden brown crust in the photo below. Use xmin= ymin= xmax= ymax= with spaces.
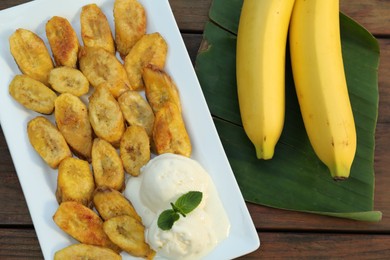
xmin=56 ymin=157 xmax=95 ymax=207
xmin=103 ymin=215 xmax=155 ymax=258
xmin=88 ymin=84 xmax=125 ymax=147
xmin=124 ymin=33 xmax=168 ymax=90
xmin=27 ymin=116 xmax=72 ymax=169
xmin=119 ymin=125 xmax=150 ymax=176
xmin=9 ymin=28 xmax=54 ymax=85
xmin=143 ymin=64 xmax=181 ymax=114
xmin=54 ymin=243 xmax=122 ymax=260
xmin=114 ymin=0 xmax=146 ymax=57
xmin=118 ymin=90 xmax=155 ymax=138
xmin=54 ymin=93 xmax=93 ymax=160
xmin=79 ymin=46 xmax=130 ymax=98
xmin=9 ymin=74 xmax=57 ymax=114
xmin=93 ymin=186 xmax=141 ymax=221
xmin=46 ymin=16 xmax=80 ymax=68
xmin=91 ymin=138 xmax=125 ymax=191
xmin=53 ymin=201 xmax=120 ymax=252
xmin=80 ymin=4 xmax=115 ymax=54
xmin=48 ymin=67 xmax=89 ymax=97
xmin=153 ymin=102 xmax=192 ymax=157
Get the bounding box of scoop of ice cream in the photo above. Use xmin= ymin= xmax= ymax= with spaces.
xmin=139 ymin=153 xmax=209 ymax=212
xmin=146 ymin=208 xmax=216 ymax=260
xmin=124 ymin=153 xmax=230 ymax=260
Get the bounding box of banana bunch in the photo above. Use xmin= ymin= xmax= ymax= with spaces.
xmin=236 ymin=0 xmax=357 ymax=179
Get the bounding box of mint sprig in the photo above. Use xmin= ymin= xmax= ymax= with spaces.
xmin=157 ymin=191 xmax=203 ymax=230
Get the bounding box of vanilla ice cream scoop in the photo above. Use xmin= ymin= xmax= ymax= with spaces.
xmin=125 ymin=153 xmax=230 ymax=260
xmin=139 ymin=154 xmax=209 ymax=212
xmin=147 ymin=208 xmax=216 ymax=259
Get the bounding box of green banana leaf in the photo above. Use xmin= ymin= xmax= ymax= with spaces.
xmin=195 ymin=0 xmax=381 ymax=221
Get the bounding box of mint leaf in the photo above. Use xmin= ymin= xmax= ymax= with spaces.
xmin=175 ymin=191 xmax=203 ymax=215
xmin=158 ymin=209 xmax=180 ymax=230
xmin=157 ymin=191 xmax=203 ymax=231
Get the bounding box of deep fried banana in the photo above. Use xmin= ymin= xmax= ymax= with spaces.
xmin=9 ymin=28 xmax=54 ymax=85
xmin=93 ymin=186 xmax=141 ymax=222
xmin=54 ymin=243 xmax=121 ymax=260
xmin=153 ymin=102 xmax=191 ymax=157
xmin=56 ymin=157 xmax=95 ymax=207
xmin=124 ymin=33 xmax=167 ymax=90
xmin=118 ymin=90 xmax=154 ymax=138
xmin=49 ymin=67 xmax=89 ymax=97
xmin=27 ymin=116 xmax=72 ymax=169
xmin=79 ymin=46 xmax=130 ymax=98
xmin=9 ymin=74 xmax=57 ymax=114
xmin=53 ymin=201 xmax=120 ymax=252
xmin=92 ymin=138 xmax=125 ymax=191
xmin=143 ymin=64 xmax=182 ymax=114
xmin=88 ymin=84 xmax=125 ymax=147
xmin=120 ymin=125 xmax=150 ymax=176
xmin=114 ymin=0 xmax=146 ymax=57
xmin=55 ymin=93 xmax=93 ymax=160
xmin=46 ymin=16 xmax=80 ymax=68
xmin=81 ymin=4 xmax=115 ymax=54
xmin=103 ymin=215 xmax=154 ymax=258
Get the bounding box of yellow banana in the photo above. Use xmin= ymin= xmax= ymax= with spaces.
xmin=289 ymin=0 xmax=357 ymax=179
xmin=236 ymin=0 xmax=295 ymax=159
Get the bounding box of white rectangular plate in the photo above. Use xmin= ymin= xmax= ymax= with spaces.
xmin=0 ymin=0 xmax=260 ymax=259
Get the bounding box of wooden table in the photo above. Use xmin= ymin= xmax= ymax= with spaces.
xmin=1 ymin=0 xmax=389 ymax=258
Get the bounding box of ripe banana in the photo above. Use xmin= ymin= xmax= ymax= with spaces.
xmin=289 ymin=0 xmax=357 ymax=179
xmin=236 ymin=0 xmax=295 ymax=159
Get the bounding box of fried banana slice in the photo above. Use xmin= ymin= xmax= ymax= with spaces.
xmin=79 ymin=47 xmax=130 ymax=98
xmin=56 ymin=157 xmax=95 ymax=207
xmin=124 ymin=33 xmax=167 ymax=90
xmin=9 ymin=74 xmax=57 ymax=114
xmin=49 ymin=67 xmax=89 ymax=97
xmin=27 ymin=116 xmax=72 ymax=169
xmin=46 ymin=16 xmax=79 ymax=68
xmin=143 ymin=64 xmax=182 ymax=114
xmin=81 ymin=4 xmax=115 ymax=54
xmin=103 ymin=215 xmax=155 ymax=258
xmin=55 ymin=93 xmax=93 ymax=160
xmin=118 ymin=90 xmax=154 ymax=138
xmin=120 ymin=125 xmax=150 ymax=176
xmin=114 ymin=0 xmax=146 ymax=57
xmin=93 ymin=186 xmax=141 ymax=222
xmin=89 ymin=84 xmax=125 ymax=147
xmin=92 ymin=138 xmax=125 ymax=191
xmin=153 ymin=102 xmax=192 ymax=157
xmin=53 ymin=201 xmax=120 ymax=252
xmin=54 ymin=243 xmax=122 ymax=260
xmin=9 ymin=28 xmax=54 ymax=85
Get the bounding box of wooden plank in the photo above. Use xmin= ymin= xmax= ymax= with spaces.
xmin=1 ymin=229 xmax=389 ymax=259
xmin=0 ymin=0 xmax=32 ymax=10
xmin=340 ymin=0 xmax=390 ymax=36
xmin=239 ymin=232 xmax=390 ymax=259
xmin=378 ymin=39 xmax=390 ymax=123
xmin=0 ymin=229 xmax=42 ymax=259
xmin=169 ymin=0 xmax=211 ymax=32
xmin=0 ymin=128 xmax=32 ymax=225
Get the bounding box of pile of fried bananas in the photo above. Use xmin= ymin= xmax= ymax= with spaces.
xmin=8 ymin=0 xmax=192 ymax=259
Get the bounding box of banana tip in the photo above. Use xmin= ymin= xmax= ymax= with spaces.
xmin=255 ymin=145 xmax=274 ymax=160
xmin=333 ymin=176 xmax=349 ymax=181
